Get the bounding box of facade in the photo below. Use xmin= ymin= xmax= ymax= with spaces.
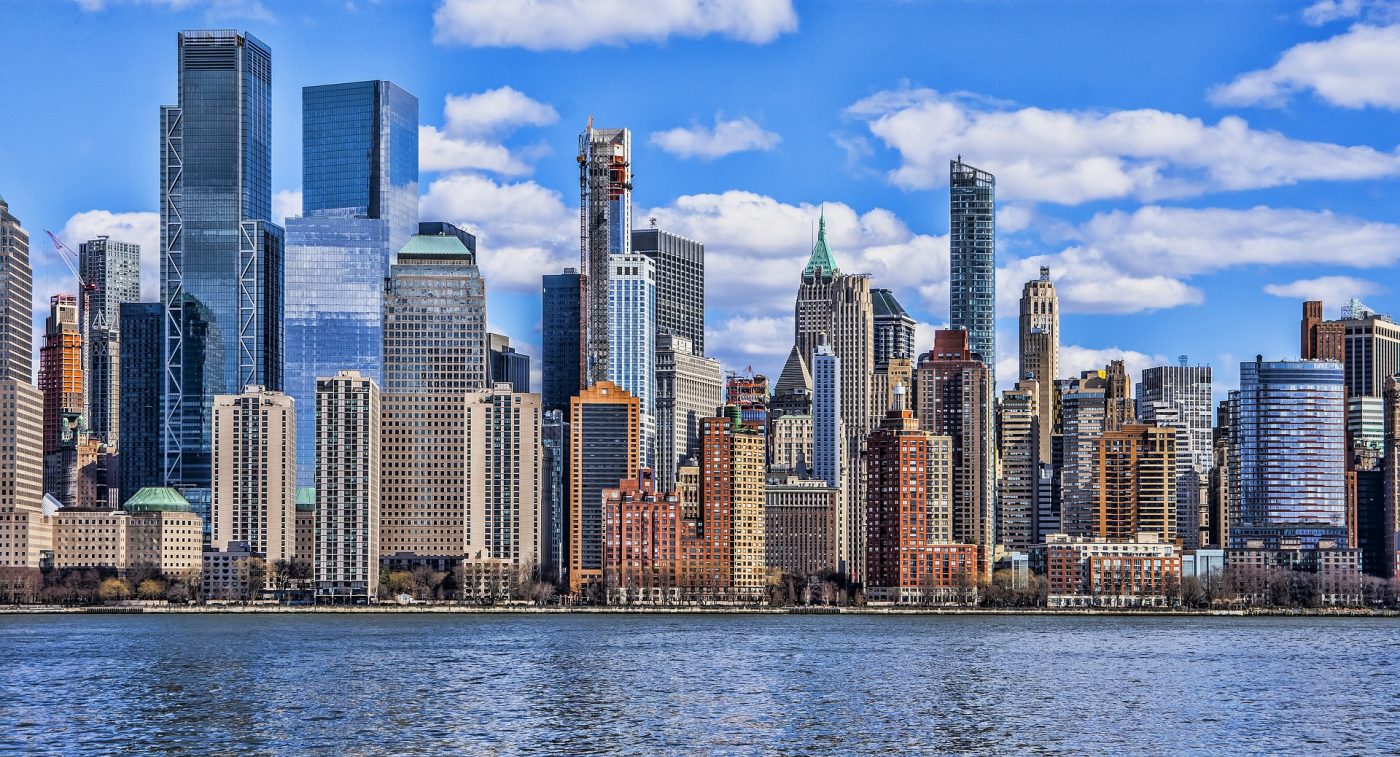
xmin=871 ymin=288 xmax=916 ymax=370
xmin=608 ymin=252 xmax=657 ymax=468
xmin=997 ymin=380 xmax=1039 ymax=550
xmin=1019 ymin=267 xmax=1059 ymax=463
xmin=379 ymin=226 xmax=487 ymax=558
xmin=211 ymin=386 xmax=296 ymax=564
xmin=579 ymin=125 xmax=631 ymax=385
xmin=1103 ymin=359 xmax=1135 ymax=432
xmin=0 ymin=196 xmax=31 ymax=384
xmin=1229 ymin=358 xmax=1347 ymax=549
xmin=0 ymin=380 xmax=48 ymax=569
xmin=602 ymin=473 xmax=681 ymax=603
xmin=465 ymin=385 xmax=543 ymax=567
xmin=1056 ymin=371 xmax=1108 ymax=537
xmin=770 ymin=345 xmax=812 ymax=419
xmin=1138 ymin=362 xmax=1214 ymax=474
xmin=315 ymin=370 xmax=380 ymax=602
xmin=794 ymin=213 xmax=873 ymax=580
xmin=1339 ymin=309 xmax=1400 ymax=399
xmin=540 ymin=410 xmax=568 ymax=582
xmin=568 ymin=381 xmax=640 ymax=593
xmin=39 ymin=295 xmax=84 ymax=505
xmin=78 ymin=236 xmax=141 ymax=446
xmin=1095 ymin=424 xmax=1177 ymax=543
xmin=202 ymin=541 xmax=258 ymax=601
xmin=52 ymin=488 xmax=201 ymax=575
xmin=810 ymin=347 xmax=843 ymax=491
xmin=725 ymin=374 xmax=769 ymax=432
xmin=632 ymin=228 xmax=705 ymax=355
xmin=914 ymin=330 xmax=995 ymax=576
xmin=118 ymin=303 xmax=164 ymax=497
xmin=770 ymin=413 xmax=814 ymax=477
xmin=162 ymin=31 xmax=284 ymax=529
xmin=1383 ymin=376 xmax=1399 ymax=577
xmin=1034 ymin=532 xmax=1179 ymax=608
xmin=654 ymin=334 xmax=722 ymax=491
xmin=541 ymin=269 xmax=585 ymax=415
xmin=695 ymin=414 xmax=766 ymax=599
xmin=487 ymin=333 xmax=530 ymax=393
xmin=865 ymin=389 xmax=963 ymax=603
xmin=284 ymin=80 xmax=418 ymax=485
xmin=1301 ymin=300 xmax=1344 ymax=362
xmin=764 ymin=477 xmax=838 ymax=577
xmin=949 ymin=158 xmax=996 ymax=384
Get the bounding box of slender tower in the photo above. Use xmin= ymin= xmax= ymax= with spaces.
xmin=1019 ymin=267 xmax=1058 ymax=462
xmin=949 ymin=157 xmax=996 ymax=383
xmin=578 ymin=124 xmax=631 ymax=385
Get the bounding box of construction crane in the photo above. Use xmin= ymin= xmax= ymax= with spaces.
xmin=44 ymin=230 xmax=103 ymax=332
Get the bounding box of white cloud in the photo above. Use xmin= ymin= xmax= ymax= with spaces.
xmin=1210 ymin=24 xmax=1400 ymax=109
xmin=72 ymin=0 xmax=273 ymax=21
xmin=442 ymin=87 xmax=559 ymax=135
xmin=56 ymin=210 xmax=161 ymax=302
xmin=433 ymin=0 xmax=797 ymax=51
xmin=1263 ymin=275 xmax=1384 ymax=303
xmin=651 ymin=116 xmax=781 ymax=160
xmin=272 ymin=189 xmax=301 ymax=227
xmin=845 ymin=86 xmax=1400 ymax=202
xmin=421 ymin=88 xmax=556 ymax=175
xmin=420 ymin=127 xmax=532 ymax=175
xmin=705 ymin=316 xmax=791 ymax=361
xmin=1301 ymin=0 xmax=1400 ymax=25
xmin=1058 ymin=345 xmax=1173 ymax=385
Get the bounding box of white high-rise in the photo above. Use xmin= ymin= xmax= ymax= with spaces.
xmin=609 ymin=252 xmax=657 ymax=469
xmin=212 ymin=386 xmax=297 ymax=563
xmin=314 ymin=371 xmax=380 ymax=603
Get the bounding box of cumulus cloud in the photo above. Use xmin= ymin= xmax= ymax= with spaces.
xmin=432 ymin=0 xmax=798 ymax=51
xmin=1059 ymin=345 xmax=1173 ymax=384
xmin=1263 ymin=275 xmax=1384 ymax=303
xmin=421 ymin=87 xmax=556 ymax=175
xmin=72 ymin=0 xmax=273 ymax=21
xmin=420 ymin=127 xmax=533 ymax=175
xmin=1210 ymin=24 xmax=1400 ymax=109
xmin=272 ymin=189 xmax=301 ymax=226
xmin=845 ymin=86 xmax=1400 ymax=202
xmin=56 ymin=210 xmax=161 ymax=302
xmin=443 ymin=87 xmax=559 ymax=135
xmin=705 ymin=316 xmax=791 ymax=361
xmin=1301 ymin=0 xmax=1400 ymax=25
xmin=650 ymin=116 xmax=781 ymax=160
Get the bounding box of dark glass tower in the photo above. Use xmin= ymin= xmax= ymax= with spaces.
xmin=284 ymin=80 xmax=418 ymax=484
xmin=871 ymin=287 xmax=915 ymax=370
xmin=632 ymin=228 xmax=705 ymax=355
xmin=542 ymin=269 xmax=585 ymax=415
xmin=119 ymin=302 xmax=165 ymax=498
xmin=160 ymin=30 xmax=282 ymax=534
xmin=949 ymin=158 xmax=996 ymax=383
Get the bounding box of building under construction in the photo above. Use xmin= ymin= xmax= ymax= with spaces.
xmin=578 ymin=122 xmax=632 ymax=385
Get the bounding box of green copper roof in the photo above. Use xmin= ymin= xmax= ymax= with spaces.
xmin=802 ymin=209 xmax=838 ymax=276
xmin=296 ymin=487 xmax=316 ymax=512
xmin=398 ymin=233 xmax=474 ymax=258
xmin=123 ymin=487 xmax=192 ymax=513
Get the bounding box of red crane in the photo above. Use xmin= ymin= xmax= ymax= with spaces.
xmin=45 ymin=230 xmax=103 ymax=332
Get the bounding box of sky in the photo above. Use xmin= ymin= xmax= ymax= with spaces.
xmin=3 ymin=0 xmax=1399 ymax=397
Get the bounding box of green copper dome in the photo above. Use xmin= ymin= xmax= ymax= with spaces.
xmin=123 ymin=487 xmax=192 ymax=513
xmin=296 ymin=487 xmax=317 ymax=512
xmin=802 ymin=209 xmax=838 ymax=276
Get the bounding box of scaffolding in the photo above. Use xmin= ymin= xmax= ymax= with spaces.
xmin=578 ymin=120 xmax=632 ymax=385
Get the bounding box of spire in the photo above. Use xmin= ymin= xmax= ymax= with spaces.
xmin=802 ymin=207 xmax=838 ymax=276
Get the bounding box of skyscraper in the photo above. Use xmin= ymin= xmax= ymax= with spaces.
xmin=542 ymin=269 xmax=585 ymax=415
xmin=0 ymin=195 xmax=32 ymax=384
xmin=78 ymin=236 xmax=140 ymax=446
xmin=465 ymin=384 xmax=543 ymax=567
xmin=1338 ymin=304 xmax=1400 ymax=399
xmin=1019 ymin=267 xmax=1058 ymax=462
xmin=1139 ymin=361 xmax=1213 ymax=548
xmin=161 ymin=30 xmax=283 ymax=529
xmin=579 ymin=125 xmax=631 ymax=384
xmin=810 ymin=344 xmax=845 ymax=558
xmin=1229 ymin=358 xmax=1347 ymax=549
xmin=770 ymin=345 xmax=812 ymax=420
xmin=314 ymin=370 xmax=380 ymax=603
xmin=691 ymin=411 xmax=767 ymax=600
xmin=654 ymin=334 xmax=722 ymax=491
xmin=1382 ymin=375 xmax=1399 ymax=577
xmin=285 ymin=80 xmax=419 ymax=485
xmin=212 ymin=386 xmax=296 ymax=564
xmin=949 ymin=158 xmax=996 ymax=383
xmin=1056 ymin=371 xmax=1108 ymax=537
xmin=379 ymin=225 xmax=487 ymax=559
xmin=633 ymin=228 xmax=705 ymax=354
xmin=1095 ymin=424 xmax=1176 ymax=543
xmin=997 ymin=380 xmax=1039 ymax=550
xmin=487 ymin=333 xmax=530 ymax=393
xmin=608 ymin=251 xmax=656 ymax=467
xmin=871 ymin=288 xmax=916 ymax=370
xmin=39 ymin=295 xmax=84 ymax=506
xmin=541 ymin=410 xmax=569 ymax=582
xmin=1103 ymin=359 xmax=1135 ymax=432
xmin=1301 ymin=300 xmax=1344 ymax=362
xmin=569 ymin=381 xmax=640 ymax=594
xmin=118 ymin=303 xmax=164 ymax=497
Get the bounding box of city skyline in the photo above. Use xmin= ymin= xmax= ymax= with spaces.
xmin=4 ymin=2 xmax=1400 ymax=396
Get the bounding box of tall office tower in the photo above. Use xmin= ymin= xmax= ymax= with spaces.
xmin=541 ymin=410 xmax=568 ymax=582
xmin=770 ymin=413 xmax=814 ymax=477
xmin=871 ymin=288 xmax=916 ymax=370
xmin=568 ymin=381 xmax=639 ymax=594
xmin=1056 ymin=371 xmax=1108 ymax=537
xmin=608 ymin=252 xmax=656 ymax=468
xmin=78 ymin=236 xmax=140 ymax=446
xmin=633 ymin=228 xmax=705 ymax=354
xmin=997 ymin=380 xmax=1039 ymax=549
xmin=1209 ymin=399 xmax=1233 ymax=548
xmin=211 ymin=386 xmax=296 ymax=563
xmin=118 ymin=303 xmax=164 ymax=497
xmin=465 ymin=385 xmax=543 ymax=567
xmin=1103 ymin=359 xmax=1135 ymax=431
xmin=770 ymin=345 xmax=812 ymax=419
xmin=39 ymin=295 xmax=84 ymax=506
xmin=914 ymin=330 xmax=995 ymax=576
xmin=865 ymin=386 xmax=960 ymax=603
xmin=1139 ymin=361 xmax=1213 ymax=548
xmin=541 ymin=269 xmax=585 ymax=415
xmin=1228 ymin=358 xmax=1347 ymax=549
xmin=314 ymin=370 xmax=380 ymax=603
xmin=1383 ymin=375 xmax=1399 ymax=577
xmin=1140 ymin=401 xmax=1198 ymax=547
xmin=1094 ymin=424 xmax=1176 ymax=543
xmin=379 ymin=226 xmax=487 ymax=559
xmin=285 ymin=80 xmax=419 ymax=485
xmin=765 ymin=477 xmax=838 ymax=577
xmin=1019 ymin=266 xmax=1059 ymax=461
xmin=1301 ymin=300 xmax=1344 ymax=361
xmin=949 ymin=158 xmax=996 ymax=383
xmin=579 ymin=125 xmax=631 ymax=384
xmin=794 ymin=213 xmax=873 ymax=578
xmin=655 ymin=334 xmax=722 ymax=490
xmin=161 ymin=30 xmax=283 ymax=530
xmin=810 ymin=344 xmax=847 ymax=566
xmin=0 ymin=379 xmax=47 ymax=569
xmin=699 ymin=412 xmax=767 ymax=600
xmin=0 ymin=195 xmax=31 ymax=384
xmin=487 ymin=333 xmax=530 ymax=393
xmin=1337 ymin=302 xmax=1400 ymax=398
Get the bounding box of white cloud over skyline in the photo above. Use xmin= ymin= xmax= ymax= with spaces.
xmin=651 ymin=116 xmax=782 ymax=160
xmin=1210 ymin=24 xmax=1400 ymax=109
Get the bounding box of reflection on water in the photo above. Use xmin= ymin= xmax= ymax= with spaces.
xmin=1 ymin=614 xmax=1397 ymax=755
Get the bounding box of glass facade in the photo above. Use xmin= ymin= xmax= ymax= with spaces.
xmin=161 ymin=30 xmax=281 ymax=535
xmin=542 ymin=270 xmax=584 ymax=415
xmin=632 ymin=228 xmax=705 ymax=356
xmin=119 ymin=303 xmax=164 ymax=498
xmin=609 ymin=253 xmax=656 ymax=468
xmin=79 ymin=236 xmax=141 ymax=445
xmin=1230 ymin=359 xmax=1347 ymax=549
xmin=949 ymin=159 xmax=996 ymax=384
xmin=285 ymin=80 xmax=418 ymax=484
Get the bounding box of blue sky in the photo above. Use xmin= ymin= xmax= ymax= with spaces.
xmin=3 ymin=0 xmax=1399 ymax=396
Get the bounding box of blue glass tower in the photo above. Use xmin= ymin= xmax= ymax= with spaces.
xmin=161 ymin=30 xmax=282 ymax=535
xmin=119 ymin=302 xmax=164 ymax=497
xmin=949 ymin=158 xmax=996 ymax=385
xmin=284 ymin=81 xmax=418 ymax=484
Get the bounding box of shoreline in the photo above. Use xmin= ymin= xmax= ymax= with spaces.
xmin=2 ymin=605 xmax=1395 ymax=617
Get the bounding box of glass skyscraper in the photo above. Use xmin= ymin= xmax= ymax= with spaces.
xmin=609 ymin=252 xmax=657 ymax=469
xmin=119 ymin=302 xmax=164 ymax=496
xmin=161 ymin=30 xmax=283 ymax=534
xmin=284 ymin=80 xmax=419 ymax=484
xmin=79 ymin=236 xmax=141 ymax=446
xmin=632 ymin=228 xmax=705 ymax=356
xmin=542 ymin=269 xmax=585 ymax=415
xmin=949 ymin=158 xmax=996 ymax=384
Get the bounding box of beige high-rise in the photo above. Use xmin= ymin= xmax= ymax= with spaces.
xmin=465 ymin=384 xmax=543 ymax=567
xmin=1019 ymin=267 xmax=1058 ymax=463
xmin=0 ymin=379 xmax=48 ymax=569
xmin=998 ymin=380 xmax=1040 ymax=550
xmin=1095 ymin=424 xmax=1177 ymax=543
xmin=212 ymin=386 xmax=297 ymax=563
xmin=315 ymin=370 xmax=381 ymax=602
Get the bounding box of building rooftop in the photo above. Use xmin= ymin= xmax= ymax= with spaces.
xmin=871 ymin=288 xmax=910 ymax=319
xmin=296 ymin=487 xmax=316 ymax=512
xmin=123 ymin=487 xmax=192 ymax=513
xmin=398 ymin=233 xmax=475 ymax=259
xmin=802 ymin=211 xmax=838 ymax=276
